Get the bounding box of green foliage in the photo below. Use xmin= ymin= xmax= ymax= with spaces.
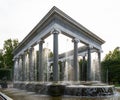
xmin=0 ymin=69 xmax=12 ymax=81
xmin=49 ymin=52 xmax=53 ymax=57
xmin=115 ymin=84 xmax=120 ymax=87
xmin=3 ymin=39 xmax=19 ymax=69
xmin=0 ymin=51 xmax=4 ymax=68
xmin=79 ymin=59 xmax=87 ymax=81
xmin=0 ymin=39 xmax=19 ymax=81
xmin=101 ymin=47 xmax=120 ymax=84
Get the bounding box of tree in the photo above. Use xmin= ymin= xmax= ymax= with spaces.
xmin=101 ymin=47 xmax=120 ymax=84
xmin=0 ymin=50 xmax=4 ymax=68
xmin=3 ymin=39 xmax=19 ymax=69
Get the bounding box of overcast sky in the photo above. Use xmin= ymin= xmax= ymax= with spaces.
xmin=0 ymin=0 xmax=120 ymax=60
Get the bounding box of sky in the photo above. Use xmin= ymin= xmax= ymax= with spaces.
xmin=0 ymin=0 xmax=120 ymax=60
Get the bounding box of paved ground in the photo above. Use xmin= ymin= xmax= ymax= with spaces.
xmin=0 ymin=88 xmax=52 ymax=100
xmin=0 ymin=84 xmax=50 ymax=100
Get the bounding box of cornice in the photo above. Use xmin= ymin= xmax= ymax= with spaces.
xmin=13 ymin=6 xmax=105 ymax=55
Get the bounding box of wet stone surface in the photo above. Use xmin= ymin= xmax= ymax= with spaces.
xmin=14 ymin=82 xmax=115 ymax=97
xmin=65 ymin=86 xmax=115 ymax=96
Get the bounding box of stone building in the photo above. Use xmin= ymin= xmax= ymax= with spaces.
xmin=13 ymin=6 xmax=105 ymax=84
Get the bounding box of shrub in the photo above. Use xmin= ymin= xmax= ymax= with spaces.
xmin=0 ymin=69 xmax=12 ymax=81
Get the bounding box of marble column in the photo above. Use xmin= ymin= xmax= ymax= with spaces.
xmin=82 ymin=56 xmax=86 ymax=81
xmin=29 ymin=47 xmax=35 ymax=81
xmin=33 ymin=49 xmax=37 ymax=81
xmin=52 ymin=29 xmax=59 ymax=81
xmin=13 ymin=58 xmax=16 ymax=82
xmin=38 ymin=40 xmax=44 ymax=81
xmin=18 ymin=56 xmax=20 ymax=81
xmin=20 ymin=54 xmax=24 ymax=81
xmin=23 ymin=51 xmax=27 ymax=81
xmin=13 ymin=58 xmax=18 ymax=81
xmin=19 ymin=55 xmax=23 ymax=81
xmin=22 ymin=52 xmax=26 ymax=81
xmin=72 ymin=38 xmax=79 ymax=81
xmin=49 ymin=63 xmax=53 ymax=81
xmin=61 ymin=61 xmax=65 ymax=81
xmin=98 ymin=49 xmax=101 ymax=81
xmin=16 ymin=58 xmax=19 ymax=81
xmin=25 ymin=51 xmax=29 ymax=81
xmin=87 ymin=46 xmax=92 ymax=81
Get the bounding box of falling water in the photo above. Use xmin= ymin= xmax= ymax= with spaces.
xmin=14 ymin=60 xmax=18 ymax=82
xmin=19 ymin=58 xmax=22 ymax=81
xmin=46 ymin=42 xmax=50 ymax=82
xmin=33 ymin=48 xmax=37 ymax=81
xmin=64 ymin=38 xmax=73 ymax=81
xmin=91 ymin=52 xmax=101 ymax=82
xmin=67 ymin=59 xmax=73 ymax=81
xmin=26 ymin=53 xmax=29 ymax=81
xmin=43 ymin=42 xmax=50 ymax=82
xmin=64 ymin=39 xmax=69 ymax=81
xmin=64 ymin=61 xmax=68 ymax=81
xmin=33 ymin=50 xmax=36 ymax=81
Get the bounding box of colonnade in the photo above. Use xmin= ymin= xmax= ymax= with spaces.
xmin=13 ymin=29 xmax=101 ymax=82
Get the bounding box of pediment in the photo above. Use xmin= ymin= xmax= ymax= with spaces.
xmin=23 ymin=6 xmax=105 ymax=45
xmin=13 ymin=6 xmax=105 ymax=55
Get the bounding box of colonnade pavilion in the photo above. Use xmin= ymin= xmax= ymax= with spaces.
xmin=13 ymin=6 xmax=105 ymax=84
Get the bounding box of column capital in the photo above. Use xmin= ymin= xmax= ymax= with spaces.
xmin=59 ymin=59 xmax=65 ymax=62
xmin=80 ymin=53 xmax=86 ymax=57
xmin=51 ymin=28 xmax=60 ymax=34
xmin=17 ymin=55 xmax=21 ymax=59
xmin=23 ymin=50 xmax=28 ymax=56
xmin=37 ymin=39 xmax=44 ymax=44
xmin=13 ymin=57 xmax=18 ymax=61
xmin=19 ymin=54 xmax=23 ymax=59
xmin=12 ymin=58 xmax=15 ymax=61
xmin=28 ymin=46 xmax=34 ymax=51
xmin=24 ymin=48 xmax=29 ymax=53
xmin=72 ymin=38 xmax=79 ymax=43
xmin=97 ymin=49 xmax=103 ymax=53
xmin=87 ymin=45 xmax=93 ymax=49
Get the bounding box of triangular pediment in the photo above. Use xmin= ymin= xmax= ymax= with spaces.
xmin=23 ymin=6 xmax=105 ymax=45
xmin=13 ymin=6 xmax=105 ymax=55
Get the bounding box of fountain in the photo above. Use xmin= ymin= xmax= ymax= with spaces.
xmin=12 ymin=6 xmax=116 ymax=98
xmin=46 ymin=38 xmax=115 ymax=97
xmin=64 ymin=38 xmax=71 ymax=81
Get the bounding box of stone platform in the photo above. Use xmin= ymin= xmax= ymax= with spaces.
xmin=65 ymin=85 xmax=115 ymax=96
xmin=13 ymin=82 xmax=115 ymax=97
